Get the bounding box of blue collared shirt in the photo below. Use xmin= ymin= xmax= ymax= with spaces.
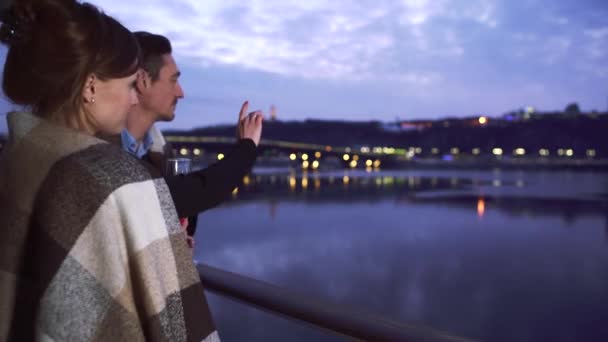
xmin=121 ymin=128 xmax=154 ymax=159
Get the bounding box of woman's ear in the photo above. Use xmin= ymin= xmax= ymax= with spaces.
xmin=82 ymin=74 xmax=97 ymax=103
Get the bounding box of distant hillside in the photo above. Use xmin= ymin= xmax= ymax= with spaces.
xmin=186 ymin=120 xmax=388 ymax=146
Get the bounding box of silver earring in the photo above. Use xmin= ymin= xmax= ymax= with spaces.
xmin=91 ymin=97 xmax=95 ymax=103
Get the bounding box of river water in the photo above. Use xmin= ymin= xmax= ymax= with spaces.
xmin=193 ymin=169 xmax=608 ymax=341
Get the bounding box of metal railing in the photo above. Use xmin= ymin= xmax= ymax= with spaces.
xmin=197 ymin=263 xmax=474 ymax=342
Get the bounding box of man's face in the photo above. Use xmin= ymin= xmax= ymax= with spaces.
xmin=140 ymin=54 xmax=184 ymax=122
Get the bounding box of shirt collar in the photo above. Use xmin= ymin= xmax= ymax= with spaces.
xmin=121 ymin=128 xmax=154 ymax=159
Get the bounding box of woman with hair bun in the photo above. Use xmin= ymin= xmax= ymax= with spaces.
xmin=0 ymin=1 xmax=219 ymax=341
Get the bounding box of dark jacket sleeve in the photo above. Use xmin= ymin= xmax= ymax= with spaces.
xmin=165 ymin=138 xmax=257 ymax=218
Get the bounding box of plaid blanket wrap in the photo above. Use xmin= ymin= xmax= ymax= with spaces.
xmin=0 ymin=112 xmax=219 ymax=341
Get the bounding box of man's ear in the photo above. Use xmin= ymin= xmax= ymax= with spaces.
xmin=81 ymin=74 xmax=97 ymax=103
xmin=136 ymin=69 xmax=151 ymax=93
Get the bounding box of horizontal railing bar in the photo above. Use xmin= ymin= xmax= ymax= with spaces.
xmin=197 ymin=263 xmax=474 ymax=342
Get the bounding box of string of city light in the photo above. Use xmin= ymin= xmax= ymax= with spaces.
xmin=167 ymin=136 xmax=600 ymax=161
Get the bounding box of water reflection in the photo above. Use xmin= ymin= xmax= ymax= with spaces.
xmin=196 ymin=170 xmax=608 ymax=342
xmin=232 ymin=171 xmax=475 ymax=201
xmin=605 ymin=213 xmax=608 ymax=242
xmin=227 ymin=171 xmax=607 ymax=225
xmin=477 ymin=197 xmax=485 ymax=219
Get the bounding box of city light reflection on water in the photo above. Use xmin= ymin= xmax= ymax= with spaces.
xmin=477 ymin=197 xmax=485 ymax=219
xmin=196 ymin=169 xmax=608 ymax=342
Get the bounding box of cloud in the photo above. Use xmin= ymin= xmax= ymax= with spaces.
xmin=0 ymin=0 xmax=606 ymax=132
xmin=584 ymin=27 xmax=608 ymax=40
xmin=542 ymin=36 xmax=572 ymax=65
xmin=545 ymin=15 xmax=569 ymax=26
xmin=97 ymin=0 xmax=508 ymax=86
xmin=85 ymin=0 xmax=608 ymax=123
xmin=512 ymin=33 xmax=538 ymax=42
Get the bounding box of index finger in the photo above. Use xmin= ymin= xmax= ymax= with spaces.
xmin=239 ymin=101 xmax=249 ymax=121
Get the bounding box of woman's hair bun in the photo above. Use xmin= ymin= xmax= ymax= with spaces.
xmin=0 ymin=3 xmax=37 ymax=46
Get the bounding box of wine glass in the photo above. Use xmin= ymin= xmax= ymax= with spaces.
xmin=165 ymin=157 xmax=192 ymax=176
xmin=165 ymin=157 xmax=195 ymax=249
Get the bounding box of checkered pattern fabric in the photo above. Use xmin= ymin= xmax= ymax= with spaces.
xmin=0 ymin=112 xmax=218 ymax=341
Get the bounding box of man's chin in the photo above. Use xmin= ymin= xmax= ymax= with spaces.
xmin=158 ymin=112 xmax=176 ymax=122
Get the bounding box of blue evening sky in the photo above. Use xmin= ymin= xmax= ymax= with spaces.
xmin=1 ymin=0 xmax=607 ymax=132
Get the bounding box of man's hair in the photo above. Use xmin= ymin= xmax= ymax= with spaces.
xmin=133 ymin=31 xmax=172 ymax=82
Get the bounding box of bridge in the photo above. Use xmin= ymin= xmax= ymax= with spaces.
xmin=165 ymin=135 xmax=394 ymax=169
xmin=164 ymin=134 xmax=606 ymax=170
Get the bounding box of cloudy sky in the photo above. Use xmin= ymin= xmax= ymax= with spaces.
xmin=1 ymin=0 xmax=607 ymax=131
